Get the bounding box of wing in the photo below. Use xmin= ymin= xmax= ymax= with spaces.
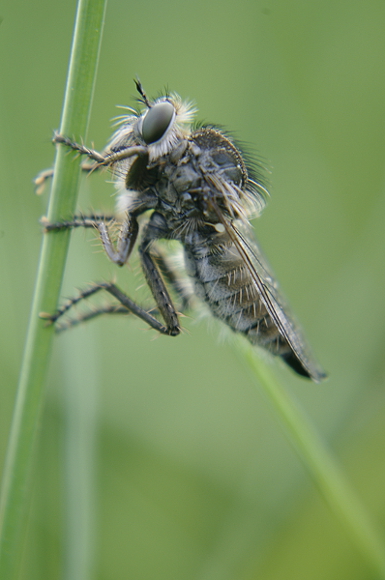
xmin=211 ymin=203 xmax=326 ymax=382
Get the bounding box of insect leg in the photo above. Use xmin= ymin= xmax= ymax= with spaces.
xmin=97 ymin=214 xmax=138 ymax=267
xmin=34 ymin=168 xmax=55 ymax=194
xmin=138 ymin=241 xmax=181 ymax=337
xmin=60 ymin=248 xmax=193 ymax=328
xmin=41 ymin=214 xmax=116 ymax=231
xmin=34 ymin=161 xmax=100 ymax=195
xmin=42 ymin=213 xmax=139 ymax=267
xmin=152 ymin=246 xmax=194 ymax=313
xmin=35 ymin=133 xmax=148 ymax=194
xmin=51 ymin=244 xmax=192 ymax=332
xmin=54 ymin=305 xmax=131 ymax=332
xmin=53 ymin=133 xmax=147 ymax=166
xmin=42 ymin=282 xmax=180 ymax=336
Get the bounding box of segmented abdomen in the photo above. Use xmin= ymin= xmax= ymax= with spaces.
xmin=183 ymin=229 xmax=291 ymax=356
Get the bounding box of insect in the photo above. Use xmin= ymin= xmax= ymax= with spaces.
xmin=38 ymin=80 xmax=326 ymax=382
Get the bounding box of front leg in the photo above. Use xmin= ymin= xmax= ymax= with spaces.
xmin=53 ymin=133 xmax=147 ymax=167
xmin=42 ymin=212 xmax=139 ymax=267
xmin=35 ymin=132 xmax=149 ymax=194
xmin=35 ymin=160 xmax=101 ymax=195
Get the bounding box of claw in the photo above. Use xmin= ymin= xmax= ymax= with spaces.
xmin=39 ymin=312 xmax=56 ymax=326
xmin=34 ymin=168 xmax=54 ymax=195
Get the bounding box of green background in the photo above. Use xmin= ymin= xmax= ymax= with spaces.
xmin=1 ymin=0 xmax=385 ymax=578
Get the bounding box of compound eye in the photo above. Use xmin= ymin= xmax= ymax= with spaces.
xmin=141 ymin=101 xmax=175 ymax=144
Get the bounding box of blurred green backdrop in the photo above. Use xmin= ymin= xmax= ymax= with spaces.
xmin=1 ymin=0 xmax=385 ymax=579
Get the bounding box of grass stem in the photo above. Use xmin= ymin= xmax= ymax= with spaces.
xmin=0 ymin=1 xmax=107 ymax=577
xmin=242 ymin=345 xmax=385 ymax=578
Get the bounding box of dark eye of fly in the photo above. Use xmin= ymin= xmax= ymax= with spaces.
xmin=141 ymin=101 xmax=175 ymax=145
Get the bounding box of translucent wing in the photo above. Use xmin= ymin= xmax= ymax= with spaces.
xmin=212 ymin=205 xmax=326 ymax=382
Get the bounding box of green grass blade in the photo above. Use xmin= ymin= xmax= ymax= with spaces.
xmin=242 ymin=344 xmax=385 ymax=578
xmin=0 ymin=0 xmax=108 ymax=577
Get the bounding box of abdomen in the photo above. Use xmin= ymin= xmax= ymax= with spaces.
xmin=183 ymin=229 xmax=291 ymax=356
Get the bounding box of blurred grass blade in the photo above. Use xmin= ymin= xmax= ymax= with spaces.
xmin=62 ymin=335 xmax=99 ymax=580
xmin=242 ymin=345 xmax=385 ymax=578
xmin=0 ymin=0 xmax=108 ymax=578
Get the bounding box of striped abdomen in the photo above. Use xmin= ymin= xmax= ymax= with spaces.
xmin=183 ymin=228 xmax=292 ymax=358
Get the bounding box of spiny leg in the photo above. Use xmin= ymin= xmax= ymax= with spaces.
xmin=42 ymin=212 xmax=139 ymax=268
xmin=50 ymin=245 xmax=193 ymax=332
xmin=42 ymin=225 xmax=183 ymax=336
xmin=97 ymin=214 xmax=138 ymax=267
xmin=41 ymin=213 xmax=116 ymax=231
xmin=34 ymin=161 xmax=100 ymax=195
xmin=54 ymin=305 xmax=131 ymax=333
xmin=151 ymin=245 xmax=195 ymax=312
xmin=35 ymin=131 xmax=148 ymax=194
xmin=42 ymin=282 xmax=181 ymax=336
xmin=53 ymin=133 xmax=147 ymax=167
xmin=139 ymin=242 xmax=181 ymax=337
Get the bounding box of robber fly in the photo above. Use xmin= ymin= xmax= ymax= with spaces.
xmin=37 ymin=80 xmax=326 ymax=382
